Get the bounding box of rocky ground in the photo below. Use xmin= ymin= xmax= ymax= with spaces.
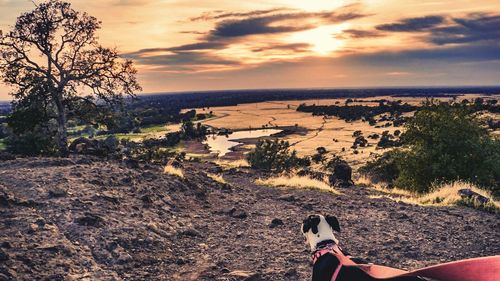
xmin=0 ymin=157 xmax=498 ymax=281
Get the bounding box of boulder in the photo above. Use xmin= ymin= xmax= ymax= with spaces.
xmin=0 ymin=152 xmax=15 ymax=161
xmin=329 ymin=162 xmax=354 ymax=188
xmin=458 ymin=189 xmax=490 ymax=205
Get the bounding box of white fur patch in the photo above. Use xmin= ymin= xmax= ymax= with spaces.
xmin=302 ymin=214 xmax=339 ymax=251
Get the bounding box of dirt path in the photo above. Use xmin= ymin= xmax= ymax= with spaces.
xmin=0 ymin=158 xmax=498 ymax=281
xmin=290 ymin=116 xmax=329 ymax=147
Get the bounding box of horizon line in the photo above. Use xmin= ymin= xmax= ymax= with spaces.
xmin=1 ymin=84 xmax=500 ymax=102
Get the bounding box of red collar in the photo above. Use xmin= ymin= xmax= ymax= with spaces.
xmin=311 ymin=243 xmax=343 ymax=265
xmin=311 ymin=243 xmax=345 ymax=281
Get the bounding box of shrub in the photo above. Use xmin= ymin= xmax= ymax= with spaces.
xmin=4 ymin=126 xmax=59 ymax=156
xmin=359 ymin=151 xmax=400 ymax=183
xmin=396 ymin=102 xmax=499 ymax=194
xmin=247 ymin=139 xmax=302 ymax=172
xmin=312 ymin=147 xmax=328 ymax=163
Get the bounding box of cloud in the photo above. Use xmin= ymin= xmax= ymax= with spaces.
xmin=376 ymin=15 xmax=445 ymax=32
xmin=342 ymin=29 xmax=384 ymax=38
xmin=430 ymin=13 xmax=500 ymax=45
xmin=190 ymin=8 xmax=290 ymax=22
xmin=210 ymin=10 xmax=367 ymax=38
xmin=348 ymin=43 xmax=500 ymax=64
xmin=127 ymin=50 xmax=239 ymax=67
xmin=251 ymin=43 xmax=312 ymax=53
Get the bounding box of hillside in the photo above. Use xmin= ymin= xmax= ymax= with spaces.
xmin=0 ymin=157 xmax=498 ymax=280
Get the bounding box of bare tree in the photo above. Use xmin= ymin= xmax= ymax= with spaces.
xmin=0 ymin=0 xmax=141 ymax=155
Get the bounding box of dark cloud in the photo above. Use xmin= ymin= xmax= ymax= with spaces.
xmin=210 ymin=11 xmax=367 ymax=37
xmin=348 ymin=43 xmax=500 ymax=64
xmin=376 ymin=15 xmax=444 ymax=32
xmin=251 ymin=43 xmax=312 ymax=53
xmin=342 ymin=29 xmax=384 ymax=38
xmin=127 ymin=51 xmax=239 ymax=67
xmin=211 ymin=15 xmax=311 ymax=37
xmin=430 ymin=13 xmax=500 ymax=45
xmin=190 ymin=8 xmax=290 ymax=22
xmin=126 ymin=42 xmax=228 ymax=57
xmin=179 ymin=31 xmax=207 ymax=35
xmin=166 ymin=42 xmax=228 ymax=51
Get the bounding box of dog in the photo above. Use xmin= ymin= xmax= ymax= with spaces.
xmin=302 ymin=214 xmax=425 ymax=281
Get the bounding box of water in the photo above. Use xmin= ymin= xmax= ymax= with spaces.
xmin=204 ymin=129 xmax=282 ymax=156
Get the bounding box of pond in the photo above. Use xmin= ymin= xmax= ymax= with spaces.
xmin=204 ymin=129 xmax=282 ymax=156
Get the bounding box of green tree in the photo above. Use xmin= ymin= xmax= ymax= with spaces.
xmin=247 ymin=139 xmax=302 ymax=172
xmin=396 ymin=102 xmax=499 ymax=193
xmin=0 ymin=0 xmax=141 ymax=155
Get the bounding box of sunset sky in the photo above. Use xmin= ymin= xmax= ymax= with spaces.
xmin=1 ymin=0 xmax=500 ymax=99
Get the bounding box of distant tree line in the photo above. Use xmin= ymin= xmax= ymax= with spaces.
xmin=296 ymin=101 xmax=417 ymax=121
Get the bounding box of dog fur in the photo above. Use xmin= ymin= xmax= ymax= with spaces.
xmin=302 ymin=214 xmax=424 ymax=281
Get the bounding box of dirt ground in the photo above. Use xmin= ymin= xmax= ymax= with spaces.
xmin=0 ymin=157 xmax=498 ymax=280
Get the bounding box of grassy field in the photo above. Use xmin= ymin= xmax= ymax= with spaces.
xmin=191 ymin=94 xmax=499 ymax=168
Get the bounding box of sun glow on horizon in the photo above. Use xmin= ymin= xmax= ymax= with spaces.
xmin=288 ymin=24 xmax=349 ymax=55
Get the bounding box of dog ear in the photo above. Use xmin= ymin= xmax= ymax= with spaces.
xmin=302 ymin=215 xmax=321 ymax=234
xmin=325 ymin=215 xmax=341 ymax=232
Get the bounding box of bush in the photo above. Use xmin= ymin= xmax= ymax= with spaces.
xmin=359 ymin=151 xmax=400 ymax=183
xmin=5 ymin=127 xmax=59 ymax=156
xmin=397 ymin=102 xmax=499 ymax=194
xmin=247 ymin=139 xmax=303 ymax=172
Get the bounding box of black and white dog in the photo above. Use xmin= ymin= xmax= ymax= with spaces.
xmin=302 ymin=214 xmax=424 ymax=281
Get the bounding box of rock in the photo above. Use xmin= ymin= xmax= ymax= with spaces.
xmin=231 ymin=209 xmax=248 ymax=219
xmin=123 ymin=158 xmax=140 ymax=169
xmin=0 ymin=249 xmax=9 ymax=261
xmin=1 ymin=242 xmax=11 ymax=249
xmin=176 ymin=258 xmax=187 ymax=265
xmin=302 ymin=203 xmax=313 ymax=211
xmin=179 ymin=228 xmax=201 ymax=237
xmin=229 ymin=271 xmax=261 ymax=281
xmin=116 ymin=252 xmax=133 ymax=264
xmin=269 ymin=218 xmax=284 ymax=228
xmin=75 ymin=213 xmax=105 ymax=227
xmin=48 ymin=187 xmax=67 ymax=198
xmin=284 ymin=268 xmax=298 ymax=281
xmin=75 ymin=157 xmax=93 ymax=165
xmin=278 ymin=195 xmax=296 ymax=202
xmin=0 ymin=152 xmax=16 ymax=161
xmin=243 ymin=273 xmax=262 ymax=281
xmin=328 ymin=162 xmax=354 ymax=188
xmin=42 ymin=274 xmax=65 ymax=281
xmin=28 ymin=223 xmax=39 ymax=233
xmin=458 ymin=189 xmax=490 ymax=205
xmin=464 ymin=225 xmax=474 ymax=231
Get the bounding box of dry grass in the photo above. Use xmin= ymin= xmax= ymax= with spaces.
xmin=357 ymin=175 xmax=413 ymax=197
xmin=207 ymin=173 xmax=227 ymax=184
xmin=163 ymin=165 xmax=184 ymax=178
xmin=406 ymin=181 xmax=499 ymax=211
xmin=256 ymin=175 xmax=340 ymax=194
xmin=214 ymin=159 xmax=250 ymax=169
xmin=365 ymin=178 xmax=499 ymax=212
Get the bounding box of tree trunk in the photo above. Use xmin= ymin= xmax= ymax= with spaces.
xmin=54 ymin=94 xmax=69 ymax=157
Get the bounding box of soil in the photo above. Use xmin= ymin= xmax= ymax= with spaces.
xmin=0 ymin=157 xmax=498 ymax=281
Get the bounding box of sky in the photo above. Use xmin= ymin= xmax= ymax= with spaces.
xmin=0 ymin=0 xmax=500 ymax=99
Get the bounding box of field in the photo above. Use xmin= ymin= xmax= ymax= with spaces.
xmin=191 ymin=94 xmax=499 ymax=168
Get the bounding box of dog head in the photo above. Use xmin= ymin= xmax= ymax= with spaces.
xmin=301 ymin=214 xmax=341 ymax=251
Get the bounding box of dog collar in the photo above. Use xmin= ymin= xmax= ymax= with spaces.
xmin=311 ymin=243 xmax=342 ymax=265
xmin=311 ymin=243 xmax=344 ymax=281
